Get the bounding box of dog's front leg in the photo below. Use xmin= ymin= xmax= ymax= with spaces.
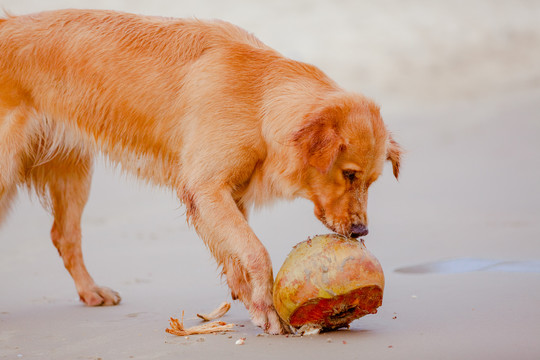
xmin=185 ymin=187 xmax=287 ymax=334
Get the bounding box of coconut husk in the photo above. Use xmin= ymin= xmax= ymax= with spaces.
xmin=166 ymin=310 xmax=235 ymax=336
xmin=196 ymin=302 xmax=231 ymax=321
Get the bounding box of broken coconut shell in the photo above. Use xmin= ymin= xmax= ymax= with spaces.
xmin=273 ymin=234 xmax=384 ymax=331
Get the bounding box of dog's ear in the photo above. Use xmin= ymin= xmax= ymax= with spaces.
xmin=293 ymin=106 xmax=345 ymax=174
xmin=387 ymin=134 xmax=402 ymax=179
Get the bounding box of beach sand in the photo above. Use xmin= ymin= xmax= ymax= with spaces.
xmin=1 ymin=1 xmax=539 ymax=359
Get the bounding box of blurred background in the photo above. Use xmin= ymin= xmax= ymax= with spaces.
xmin=1 ymin=1 xmax=539 ymax=359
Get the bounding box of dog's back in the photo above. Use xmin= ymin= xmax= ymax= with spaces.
xmin=0 ymin=10 xmax=276 ymax=191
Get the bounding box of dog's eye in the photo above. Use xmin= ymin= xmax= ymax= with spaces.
xmin=342 ymin=170 xmax=357 ymax=182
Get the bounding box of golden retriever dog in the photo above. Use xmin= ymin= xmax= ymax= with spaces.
xmin=0 ymin=9 xmax=401 ymax=334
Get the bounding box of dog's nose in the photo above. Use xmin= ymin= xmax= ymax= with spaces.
xmin=350 ymin=224 xmax=368 ymax=238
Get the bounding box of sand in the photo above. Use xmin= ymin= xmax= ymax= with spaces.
xmin=1 ymin=1 xmax=540 ymax=359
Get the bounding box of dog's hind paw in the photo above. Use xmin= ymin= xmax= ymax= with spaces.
xmin=80 ymin=285 xmax=121 ymax=306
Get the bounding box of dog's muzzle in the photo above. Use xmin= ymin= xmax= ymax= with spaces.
xmin=350 ymin=224 xmax=369 ymax=238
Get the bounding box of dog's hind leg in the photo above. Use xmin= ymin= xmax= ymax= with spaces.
xmin=31 ymin=151 xmax=121 ymax=306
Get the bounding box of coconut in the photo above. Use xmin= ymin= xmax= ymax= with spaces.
xmin=273 ymin=234 xmax=384 ymax=332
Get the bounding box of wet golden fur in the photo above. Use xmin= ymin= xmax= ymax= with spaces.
xmin=0 ymin=9 xmax=401 ymax=334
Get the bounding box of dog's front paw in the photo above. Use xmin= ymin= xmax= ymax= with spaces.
xmin=250 ymin=303 xmax=291 ymax=334
xmin=80 ymin=285 xmax=121 ymax=306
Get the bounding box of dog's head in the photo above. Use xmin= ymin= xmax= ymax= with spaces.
xmin=292 ymin=94 xmax=402 ymax=238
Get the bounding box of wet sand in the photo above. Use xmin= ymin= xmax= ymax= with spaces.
xmin=1 ymin=1 xmax=540 ymax=359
